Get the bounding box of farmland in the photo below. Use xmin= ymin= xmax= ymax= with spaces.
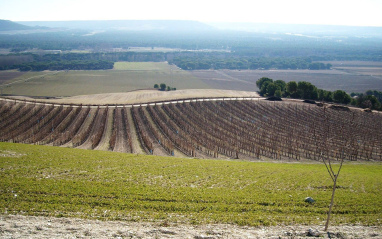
xmin=191 ymin=61 xmax=382 ymax=94
xmin=0 ymin=142 xmax=381 ymax=227
xmin=1 ymin=61 xmax=381 ymax=98
xmin=1 ymin=98 xmax=381 ymax=161
xmin=1 ymin=60 xmax=382 ymax=230
xmin=0 ymin=62 xmax=209 ymax=97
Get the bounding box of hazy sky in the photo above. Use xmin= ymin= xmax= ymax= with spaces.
xmin=1 ymin=0 xmax=382 ymax=26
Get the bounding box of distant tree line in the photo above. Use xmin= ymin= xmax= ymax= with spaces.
xmin=17 ymin=60 xmax=114 ymax=71
xmin=350 ymin=90 xmax=382 ymax=110
xmin=1 ymin=30 xmax=381 ymax=61
xmin=170 ymin=56 xmax=332 ymax=70
xmin=0 ymin=52 xmax=168 ymax=71
xmin=256 ymin=77 xmax=382 ymax=110
xmin=1 ymin=52 xmax=333 ymax=71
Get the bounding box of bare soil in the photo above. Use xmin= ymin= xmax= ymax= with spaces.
xmin=0 ymin=71 xmax=25 ymax=84
xmin=0 ymin=214 xmax=380 ymax=239
xmin=190 ymin=67 xmax=382 ymax=93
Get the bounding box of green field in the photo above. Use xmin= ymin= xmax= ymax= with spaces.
xmin=0 ymin=62 xmax=210 ymax=97
xmin=113 ymin=62 xmax=174 ymax=71
xmin=0 ymin=142 xmax=381 ymax=226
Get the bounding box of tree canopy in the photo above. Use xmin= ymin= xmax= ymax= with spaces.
xmin=256 ymin=77 xmax=382 ymax=111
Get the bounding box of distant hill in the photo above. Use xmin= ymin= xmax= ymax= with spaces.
xmin=207 ymin=22 xmax=382 ymax=37
xmin=18 ymin=20 xmax=216 ymax=32
xmin=0 ymin=19 xmax=33 ymax=31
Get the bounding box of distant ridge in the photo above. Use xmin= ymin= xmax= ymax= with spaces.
xmin=18 ymin=20 xmax=216 ymax=32
xmin=207 ymin=22 xmax=382 ymax=36
xmin=0 ymin=19 xmax=33 ymax=31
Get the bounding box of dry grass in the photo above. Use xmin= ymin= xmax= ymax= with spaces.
xmin=11 ymin=89 xmax=259 ymax=105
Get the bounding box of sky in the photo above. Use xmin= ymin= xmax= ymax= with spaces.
xmin=1 ymin=0 xmax=382 ymax=26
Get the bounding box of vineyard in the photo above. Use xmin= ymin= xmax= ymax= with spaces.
xmin=0 ymin=98 xmax=381 ymax=161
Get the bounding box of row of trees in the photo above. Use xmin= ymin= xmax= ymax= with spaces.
xmin=0 ymin=52 xmax=167 ymax=71
xmin=171 ymin=57 xmax=332 ymax=70
xmin=256 ymin=77 xmax=382 ymax=110
xmin=1 ymin=52 xmax=334 ymax=72
xmin=154 ymin=83 xmax=176 ymax=91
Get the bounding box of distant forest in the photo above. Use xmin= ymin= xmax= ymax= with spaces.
xmin=1 ymin=30 xmax=381 ymax=61
xmin=0 ymin=52 xmax=332 ymax=71
xmin=0 ymin=26 xmax=381 ymax=71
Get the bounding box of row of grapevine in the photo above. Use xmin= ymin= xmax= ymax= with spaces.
xmin=0 ymin=99 xmax=381 ymax=161
xmin=131 ymin=106 xmax=154 ymax=154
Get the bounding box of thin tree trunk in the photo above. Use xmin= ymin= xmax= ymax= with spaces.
xmin=325 ymin=175 xmax=338 ymax=231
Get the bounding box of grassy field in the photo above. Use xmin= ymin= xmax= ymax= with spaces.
xmin=0 ymin=62 xmax=210 ymax=97
xmin=113 ymin=62 xmax=174 ymax=71
xmin=0 ymin=142 xmax=381 ymax=226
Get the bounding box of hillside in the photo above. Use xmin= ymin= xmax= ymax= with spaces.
xmin=10 ymin=89 xmax=260 ymax=105
xmin=0 ymin=142 xmax=381 ymax=228
xmin=0 ymin=19 xmax=33 ymax=31
xmin=207 ymin=22 xmax=382 ymax=37
xmin=0 ymin=98 xmax=381 ymax=161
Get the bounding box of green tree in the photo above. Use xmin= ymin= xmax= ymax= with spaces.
xmin=317 ymin=89 xmax=325 ymax=101
xmin=160 ymin=83 xmax=166 ymax=91
xmin=256 ymin=77 xmax=273 ymax=90
xmin=266 ymin=83 xmax=280 ymax=96
xmin=297 ymin=81 xmax=317 ymax=100
xmin=357 ymin=94 xmax=381 ymax=110
xmin=275 ymin=89 xmax=282 ymax=98
xmin=154 ymin=84 xmax=159 ymax=89
xmin=323 ymin=91 xmax=333 ymax=102
xmin=333 ymin=90 xmax=351 ymax=104
xmin=259 ymin=81 xmax=272 ymax=96
xmin=286 ymin=81 xmax=298 ymax=98
xmin=274 ymin=80 xmax=286 ymax=92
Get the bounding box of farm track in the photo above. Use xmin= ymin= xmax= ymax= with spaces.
xmin=112 ymin=107 xmax=130 ymax=153
xmin=0 ymin=97 xmax=381 ymax=161
xmin=94 ymin=107 xmax=114 ymax=151
xmin=125 ymin=107 xmax=144 ymax=154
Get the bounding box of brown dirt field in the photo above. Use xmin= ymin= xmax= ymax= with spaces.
xmin=9 ymin=89 xmax=260 ymax=105
xmin=1 ymin=214 xmax=380 ymax=239
xmin=191 ymin=67 xmax=382 ymax=93
xmin=323 ymin=61 xmax=382 ymax=67
xmin=0 ymin=71 xmax=25 ymax=84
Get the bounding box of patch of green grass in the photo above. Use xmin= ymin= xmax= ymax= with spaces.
xmin=113 ymin=62 xmax=172 ymax=71
xmin=0 ymin=142 xmax=381 ymax=226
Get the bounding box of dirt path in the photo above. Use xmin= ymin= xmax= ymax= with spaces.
xmin=94 ymin=107 xmax=114 ymax=151
xmin=113 ymin=107 xmax=130 ymax=153
xmin=0 ymin=214 xmax=380 ymax=239
xmin=125 ymin=107 xmax=145 ymax=154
